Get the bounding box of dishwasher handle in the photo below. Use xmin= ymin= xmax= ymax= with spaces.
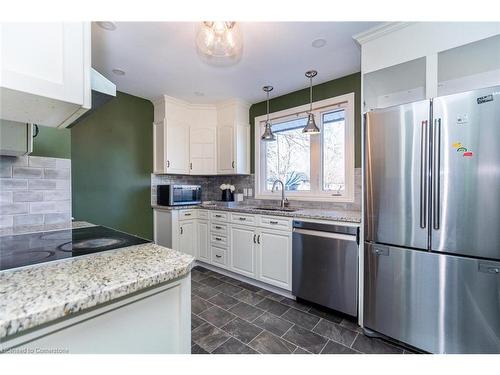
xmin=293 ymin=228 xmax=357 ymax=242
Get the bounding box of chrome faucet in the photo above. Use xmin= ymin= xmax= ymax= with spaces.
xmin=271 ymin=180 xmax=288 ymax=208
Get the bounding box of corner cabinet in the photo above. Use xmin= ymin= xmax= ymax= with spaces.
xmin=0 ymin=22 xmax=91 ymax=128
xmin=153 ymin=96 xmax=250 ymax=175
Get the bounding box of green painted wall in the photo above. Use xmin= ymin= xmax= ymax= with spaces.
xmin=32 ymin=126 xmax=71 ymax=159
xmin=249 ymin=72 xmax=361 ymax=171
xmin=71 ymin=92 xmax=154 ymax=239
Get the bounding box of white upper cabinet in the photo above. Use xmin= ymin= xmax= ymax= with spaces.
xmin=217 ymin=100 xmax=250 ymax=175
xmin=355 ymin=22 xmax=500 ymax=110
xmin=0 ymin=22 xmax=91 ymax=127
xmin=153 ymin=96 xmax=250 ymax=175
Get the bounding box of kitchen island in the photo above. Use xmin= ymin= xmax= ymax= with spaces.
xmin=0 ymin=223 xmax=194 ymax=354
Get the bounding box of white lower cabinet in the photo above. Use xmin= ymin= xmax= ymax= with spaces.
xmin=178 ymin=220 xmax=196 ymax=258
xmin=229 ymin=225 xmax=257 ymax=278
xmin=154 ymin=208 xmax=293 ymax=291
xmin=257 ymin=229 xmax=292 ymax=290
xmin=197 ymin=220 xmax=210 ymax=262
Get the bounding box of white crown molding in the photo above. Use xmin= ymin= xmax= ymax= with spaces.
xmin=353 ymin=22 xmax=415 ymax=45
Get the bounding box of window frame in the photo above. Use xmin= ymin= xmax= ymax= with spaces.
xmin=254 ymin=93 xmax=355 ymax=202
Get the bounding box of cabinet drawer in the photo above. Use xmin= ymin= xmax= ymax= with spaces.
xmin=230 ymin=212 xmax=256 ymax=225
xmin=211 ymin=233 xmax=228 ymax=247
xmin=211 ymin=246 xmax=228 ymax=267
xmin=210 ymin=211 xmax=228 ymax=222
xmin=198 ymin=210 xmax=209 ymax=220
xmin=211 ymin=223 xmax=228 ymax=235
xmin=259 ymin=215 xmax=292 ymax=231
xmin=179 ymin=210 xmax=197 ymax=220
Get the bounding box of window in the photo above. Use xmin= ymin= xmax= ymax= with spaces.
xmin=255 ymin=93 xmax=355 ymax=202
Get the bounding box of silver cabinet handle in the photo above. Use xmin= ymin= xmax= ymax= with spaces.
xmin=253 ymin=234 xmax=256 ymax=244
xmin=180 ymin=227 xmax=183 ymax=235
xmin=232 ymin=161 xmax=235 ymax=169
xmin=432 ymin=118 xmax=441 ymax=230
xmin=419 ymin=120 xmax=428 ymax=229
xmin=257 ymin=235 xmax=261 ymax=244
xmin=166 ymin=160 xmax=170 ymax=168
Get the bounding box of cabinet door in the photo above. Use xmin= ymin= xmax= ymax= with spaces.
xmin=190 ymin=127 xmax=216 ymax=175
xmin=1 ymin=22 xmax=86 ymax=104
xmin=166 ymin=120 xmax=190 ymax=174
xmin=0 ymin=22 xmax=91 ymax=127
xmin=197 ymin=220 xmax=210 ymax=262
xmin=179 ymin=220 xmax=196 ymax=257
xmin=153 ymin=120 xmax=167 ymax=173
xmin=217 ymin=125 xmax=235 ymax=174
xmin=229 ymin=225 xmax=256 ymax=278
xmin=257 ymin=229 xmax=292 ymax=290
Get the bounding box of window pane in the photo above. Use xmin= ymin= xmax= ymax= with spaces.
xmin=265 ymin=117 xmax=310 ymax=191
xmin=322 ymin=109 xmax=345 ymax=192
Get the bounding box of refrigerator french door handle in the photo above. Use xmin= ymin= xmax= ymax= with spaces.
xmin=433 ymin=118 xmax=441 ymax=230
xmin=420 ymin=120 xmax=428 ymax=229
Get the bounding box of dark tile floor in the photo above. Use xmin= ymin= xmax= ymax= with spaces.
xmin=190 ymin=266 xmax=414 ymax=354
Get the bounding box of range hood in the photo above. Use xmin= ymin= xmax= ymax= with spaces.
xmin=67 ymin=68 xmax=116 ymax=127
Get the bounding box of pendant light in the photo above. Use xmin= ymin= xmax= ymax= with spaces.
xmin=303 ymin=70 xmax=321 ymax=134
xmin=261 ymin=86 xmax=275 ymax=141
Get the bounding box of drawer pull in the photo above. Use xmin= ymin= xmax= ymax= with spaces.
xmin=215 ymin=214 xmax=222 ymax=218
xmin=215 ymin=255 xmax=222 ymax=258
xmin=184 ymin=213 xmax=191 ymax=216
xmin=270 ymin=220 xmax=278 ymax=224
xmin=239 ymin=217 xmax=246 ymax=221
xmin=215 ymin=226 xmax=222 ymax=229
xmin=215 ymin=237 xmax=222 ymax=241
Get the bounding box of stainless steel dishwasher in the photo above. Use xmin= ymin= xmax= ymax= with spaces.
xmin=292 ymin=220 xmax=359 ymax=316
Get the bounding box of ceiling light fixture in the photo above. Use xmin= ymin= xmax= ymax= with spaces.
xmin=112 ymin=68 xmax=125 ymax=76
xmin=311 ymin=38 xmax=327 ymax=48
xmin=96 ymin=21 xmax=117 ymax=31
xmin=303 ymin=70 xmax=321 ymax=134
xmin=195 ymin=21 xmax=243 ymax=66
xmin=261 ymin=86 xmax=275 ymax=141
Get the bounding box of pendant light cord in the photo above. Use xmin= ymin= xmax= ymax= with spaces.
xmin=267 ymin=91 xmax=270 ymax=122
xmin=309 ymin=76 xmax=313 ymax=113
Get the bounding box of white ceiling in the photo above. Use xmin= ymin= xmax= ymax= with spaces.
xmin=91 ymin=22 xmax=380 ymax=104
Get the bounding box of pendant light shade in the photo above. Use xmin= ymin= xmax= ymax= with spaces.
xmin=303 ymin=70 xmax=320 ymax=134
xmin=261 ymin=86 xmax=276 ymax=141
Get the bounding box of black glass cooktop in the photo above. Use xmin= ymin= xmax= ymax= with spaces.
xmin=0 ymin=226 xmax=150 ymax=271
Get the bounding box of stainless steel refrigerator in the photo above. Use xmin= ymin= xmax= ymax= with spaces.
xmin=364 ymin=85 xmax=500 ymax=354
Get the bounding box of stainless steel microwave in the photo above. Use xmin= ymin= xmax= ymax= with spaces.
xmin=157 ymin=184 xmax=202 ymax=206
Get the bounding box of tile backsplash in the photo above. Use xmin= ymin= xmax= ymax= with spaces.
xmin=0 ymin=156 xmax=72 ymax=228
xmin=151 ymin=168 xmax=361 ymax=211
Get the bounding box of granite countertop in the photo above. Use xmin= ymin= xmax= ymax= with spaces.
xmin=0 ymin=227 xmax=194 ymax=340
xmin=152 ymin=203 xmax=361 ymax=224
xmin=0 ymin=220 xmax=96 ymax=237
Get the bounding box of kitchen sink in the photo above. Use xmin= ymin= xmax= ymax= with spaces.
xmin=254 ymin=207 xmax=297 ymax=212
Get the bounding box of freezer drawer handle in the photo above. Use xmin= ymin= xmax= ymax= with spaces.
xmin=420 ymin=120 xmax=428 ymax=229
xmin=479 ymin=262 xmax=500 ymax=275
xmin=432 ymin=118 xmax=441 ymax=230
xmin=372 ymin=246 xmax=389 ymax=256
